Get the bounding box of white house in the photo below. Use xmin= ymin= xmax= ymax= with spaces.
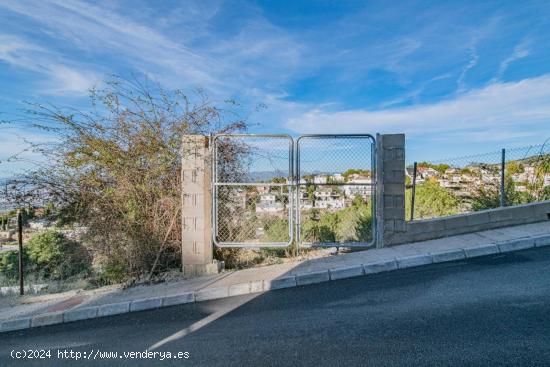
xmin=297 ymin=192 xmax=314 ymax=209
xmin=310 ymin=188 xmax=346 ymax=210
xmin=314 ymin=198 xmax=345 ymax=210
xmin=331 ymin=173 xmax=345 ymax=182
xmin=256 ymin=193 xmax=283 ymax=213
xmin=256 ymin=185 xmax=270 ymax=194
xmin=313 ymin=174 xmax=328 ymax=184
xmin=418 ymin=167 xmax=439 ymax=179
xmin=343 ymin=176 xmax=372 ymax=198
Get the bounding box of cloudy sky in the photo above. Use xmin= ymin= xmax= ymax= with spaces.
xmin=1 ymin=0 xmax=550 ymax=176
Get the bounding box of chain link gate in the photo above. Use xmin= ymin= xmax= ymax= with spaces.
xmin=212 ymin=134 xmax=376 ymax=248
xmin=212 ymin=134 xmax=295 ymax=247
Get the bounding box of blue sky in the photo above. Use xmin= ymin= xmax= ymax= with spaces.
xmin=1 ymin=0 xmax=550 ymax=177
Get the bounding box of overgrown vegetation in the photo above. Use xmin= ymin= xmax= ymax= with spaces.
xmin=2 ymin=76 xmax=248 ymax=284
xmin=26 ymin=230 xmax=91 ymax=280
xmin=301 ymin=197 xmax=372 ymax=244
xmin=470 ymin=175 xmax=550 ymax=211
xmin=408 ymin=163 xmax=550 ymax=220
xmin=0 ymin=230 xmax=90 ymax=282
xmin=406 ymin=180 xmax=461 ymax=219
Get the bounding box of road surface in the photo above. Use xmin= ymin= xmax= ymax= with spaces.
xmin=2 ymin=246 xmax=550 ymax=366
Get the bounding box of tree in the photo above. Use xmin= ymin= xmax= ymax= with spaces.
xmin=300 ymin=199 xmax=373 ymax=244
xmin=342 ymin=168 xmax=371 ymax=181
xmin=26 ymin=230 xmax=91 ymax=280
xmin=470 ymin=176 xmax=527 ymax=211
xmin=506 ymin=161 xmax=524 ymax=175
xmin=334 ymin=199 xmax=372 ymax=243
xmin=417 ymin=162 xmax=450 ymax=174
xmin=3 ymin=76 xmax=248 ymax=281
xmin=406 ymin=181 xmax=460 ymax=219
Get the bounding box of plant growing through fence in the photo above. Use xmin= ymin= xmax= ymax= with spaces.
xmin=2 ymin=76 xmax=250 ymax=282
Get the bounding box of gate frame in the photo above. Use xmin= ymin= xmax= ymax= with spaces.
xmin=295 ymin=134 xmax=377 ymax=248
xmin=211 ymin=133 xmax=377 ymax=249
xmin=211 ymin=133 xmax=295 ymax=248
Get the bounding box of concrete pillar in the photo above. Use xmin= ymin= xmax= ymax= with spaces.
xmin=375 ymin=134 xmax=406 ymax=247
xmin=181 ymin=135 xmax=221 ymax=277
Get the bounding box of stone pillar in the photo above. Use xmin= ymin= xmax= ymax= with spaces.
xmin=375 ymin=134 xmax=406 ymax=247
xmin=181 ymin=135 xmax=221 ymax=277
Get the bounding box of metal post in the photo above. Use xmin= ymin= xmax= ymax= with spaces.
xmin=17 ymin=209 xmax=24 ymax=296
xmin=375 ymin=134 xmax=384 ymax=248
xmin=500 ymin=148 xmax=506 ymax=207
xmin=410 ymin=162 xmax=417 ymax=221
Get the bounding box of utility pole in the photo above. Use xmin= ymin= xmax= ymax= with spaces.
xmin=17 ymin=209 xmax=24 ymax=296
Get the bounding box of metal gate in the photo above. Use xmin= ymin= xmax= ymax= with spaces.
xmin=212 ymin=134 xmax=376 ymax=248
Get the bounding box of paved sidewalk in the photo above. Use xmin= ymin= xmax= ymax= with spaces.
xmin=1 ymin=221 xmax=550 ymax=333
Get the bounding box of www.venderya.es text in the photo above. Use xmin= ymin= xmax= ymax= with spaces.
xmin=11 ymin=349 xmax=190 ymax=361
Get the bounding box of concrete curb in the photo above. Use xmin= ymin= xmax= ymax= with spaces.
xmin=396 ymin=254 xmax=433 ymax=269
xmin=296 ymin=270 xmax=330 ymax=286
xmin=1 ymin=233 xmax=549 ymax=333
xmin=329 ymin=265 xmax=364 ymax=280
xmin=464 ymin=244 xmax=499 ymax=258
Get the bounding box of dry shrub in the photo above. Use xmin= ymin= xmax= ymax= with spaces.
xmin=3 ymin=76 xmax=248 ymax=282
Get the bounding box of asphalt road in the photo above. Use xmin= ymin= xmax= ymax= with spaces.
xmin=2 ymin=247 xmax=550 ymax=367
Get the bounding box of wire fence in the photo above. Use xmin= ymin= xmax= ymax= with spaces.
xmin=296 ymin=135 xmax=375 ymax=247
xmin=212 ymin=134 xmax=375 ymax=247
xmin=213 ymin=135 xmax=294 ymax=247
xmin=407 ymin=142 xmax=550 ymax=221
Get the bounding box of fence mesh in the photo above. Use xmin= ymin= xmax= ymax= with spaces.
xmin=214 ymin=185 xmax=292 ymax=244
xmin=214 ymin=135 xmax=292 ymax=184
xmin=297 ymin=136 xmax=375 ymax=246
xmin=408 ymin=142 xmax=550 ymax=220
xmin=213 ymin=135 xmax=294 ymax=246
xmin=213 ymin=135 xmax=376 ymax=247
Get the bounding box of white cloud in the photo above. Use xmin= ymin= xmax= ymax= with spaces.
xmin=0 ymin=0 xmax=303 ymax=95
xmin=494 ymin=38 xmax=531 ymax=80
xmin=285 ymin=75 xmax=550 ymax=137
xmin=457 ymin=46 xmax=479 ymax=91
xmin=0 ymin=0 xmax=218 ymax=87
xmin=0 ymin=35 xmax=99 ymax=95
xmin=41 ymin=65 xmax=99 ymax=95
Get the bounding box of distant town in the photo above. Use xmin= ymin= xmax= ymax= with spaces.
xmin=252 ymin=171 xmax=374 ymax=214
xmin=238 ymin=158 xmax=550 ymax=215
xmin=409 ymin=161 xmax=550 ymax=197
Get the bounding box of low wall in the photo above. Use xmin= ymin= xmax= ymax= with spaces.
xmin=387 ymin=200 xmax=550 ymax=246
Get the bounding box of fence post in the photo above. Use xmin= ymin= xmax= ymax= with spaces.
xmin=500 ymin=148 xmax=506 ymax=207
xmin=375 ymin=134 xmax=406 ymax=248
xmin=375 ymin=134 xmax=384 ymax=248
xmin=410 ymin=162 xmax=417 ymax=221
xmin=181 ymin=135 xmax=221 ymax=277
xmin=17 ymin=209 xmax=24 ymax=296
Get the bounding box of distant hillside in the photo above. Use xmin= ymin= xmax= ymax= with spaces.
xmin=248 ymin=171 xmax=289 ymax=182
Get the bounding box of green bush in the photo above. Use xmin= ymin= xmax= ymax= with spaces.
xmin=300 ymin=199 xmax=373 ymax=244
xmin=26 ymin=230 xmax=91 ymax=280
xmin=0 ymin=250 xmax=27 ymax=280
xmin=95 ymin=259 xmax=127 ymax=285
xmin=470 ymin=176 xmax=526 ymax=211
xmin=406 ymin=181 xmax=461 ymax=219
xmin=264 ymin=218 xmax=290 ymax=242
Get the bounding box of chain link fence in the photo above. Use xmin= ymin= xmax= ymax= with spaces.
xmin=212 ymin=134 xmax=376 ymax=248
xmin=407 ymin=142 xmax=550 ymax=220
xmin=213 ymin=134 xmax=294 ymax=247
xmin=296 ymin=135 xmax=375 ymax=247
